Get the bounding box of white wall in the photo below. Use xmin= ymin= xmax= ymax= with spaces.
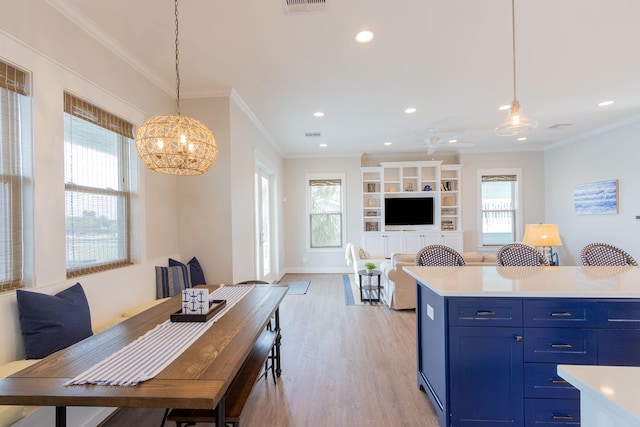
xmin=283 ymin=156 xmax=361 ymax=273
xmin=459 ymin=151 xmax=546 ymax=252
xmin=176 ymin=96 xmax=285 ymax=285
xmin=0 ymin=2 xmax=180 ymax=366
xmin=176 ymin=97 xmax=233 ymax=284
xmin=544 ymin=120 xmax=640 ymax=265
xmin=229 ymin=98 xmax=285 ymax=283
xmin=0 ymin=3 xmax=288 ymax=424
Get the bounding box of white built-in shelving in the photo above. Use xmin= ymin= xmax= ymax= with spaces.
xmin=360 ymin=161 xmax=464 ymax=255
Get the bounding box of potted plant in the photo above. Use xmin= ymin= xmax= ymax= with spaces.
xmin=364 ymin=262 xmax=376 ymax=274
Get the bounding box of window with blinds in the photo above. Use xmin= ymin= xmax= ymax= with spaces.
xmin=0 ymin=60 xmax=32 ymax=291
xmin=308 ymin=177 xmax=343 ymax=248
xmin=64 ymin=92 xmax=133 ymax=277
xmin=480 ymin=173 xmax=519 ymax=246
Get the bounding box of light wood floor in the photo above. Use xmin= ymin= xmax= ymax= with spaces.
xmin=100 ymin=273 xmax=440 ymax=427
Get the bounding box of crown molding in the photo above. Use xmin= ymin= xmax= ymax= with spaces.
xmin=545 ymin=112 xmax=640 ymax=151
xmin=46 ymin=0 xmax=173 ymax=97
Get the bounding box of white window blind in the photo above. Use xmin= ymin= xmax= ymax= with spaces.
xmin=64 ymin=92 xmax=133 ymax=277
xmin=481 ymin=174 xmax=518 ymax=245
xmin=0 ymin=60 xmax=31 ymax=291
xmin=308 ymin=178 xmax=343 ymax=248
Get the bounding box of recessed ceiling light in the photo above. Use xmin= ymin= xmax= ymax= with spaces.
xmin=517 ymin=137 xmax=527 ymax=141
xmin=498 ymin=104 xmax=511 ymax=111
xmin=319 ymin=143 xmax=327 ymax=148
xmin=384 ymin=141 xmax=392 ymax=146
xmin=355 ymin=30 xmax=374 ymax=43
xmin=313 ymin=111 xmax=325 ymax=117
xmin=404 ymin=107 xmax=417 ymax=114
xmin=448 ymin=139 xmax=457 ymax=144
xmin=598 ymin=100 xmax=614 ymax=107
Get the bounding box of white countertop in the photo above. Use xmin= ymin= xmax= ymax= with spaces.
xmin=557 ymin=365 xmax=640 ymax=426
xmin=403 ymin=265 xmax=640 ymax=298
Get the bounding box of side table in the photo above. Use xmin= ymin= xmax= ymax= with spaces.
xmin=357 ymin=269 xmax=382 ymax=304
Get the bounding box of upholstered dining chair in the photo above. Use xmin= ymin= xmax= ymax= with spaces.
xmin=496 ymin=243 xmax=550 ymax=266
xmin=415 ymin=245 xmax=466 ymax=266
xmin=580 ymin=243 xmax=638 ymax=266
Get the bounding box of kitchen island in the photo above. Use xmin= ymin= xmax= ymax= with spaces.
xmin=404 ymin=265 xmax=640 ymax=427
xmin=558 ymin=364 xmax=640 ymax=427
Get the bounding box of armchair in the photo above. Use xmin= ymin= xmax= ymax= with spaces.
xmin=380 ymin=253 xmax=416 ymax=310
xmin=345 ymin=243 xmax=385 ymax=286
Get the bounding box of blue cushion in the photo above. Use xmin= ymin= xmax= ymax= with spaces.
xmin=187 ymin=257 xmax=206 ymax=285
xmin=169 ymin=257 xmax=206 ymax=286
xmin=16 ymin=283 xmax=93 ymax=359
xmin=156 ymin=264 xmax=191 ymax=298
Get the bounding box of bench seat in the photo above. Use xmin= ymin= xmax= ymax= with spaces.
xmin=167 ymin=328 xmax=277 ymax=427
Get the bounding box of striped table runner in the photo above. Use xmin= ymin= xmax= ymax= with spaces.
xmin=65 ymin=285 xmax=254 ymax=387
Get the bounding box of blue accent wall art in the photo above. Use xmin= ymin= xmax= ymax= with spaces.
xmin=574 ymin=179 xmax=618 ymax=215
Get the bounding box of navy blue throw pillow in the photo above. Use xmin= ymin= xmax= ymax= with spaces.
xmin=188 ymin=257 xmax=206 ymax=285
xmin=16 ymin=283 xmax=93 ymax=359
xmin=169 ymin=257 xmax=206 ymax=286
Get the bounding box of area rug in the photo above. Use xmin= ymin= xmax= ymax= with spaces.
xmin=342 ymin=274 xmax=384 ymax=306
xmin=284 ymin=281 xmax=311 ymax=295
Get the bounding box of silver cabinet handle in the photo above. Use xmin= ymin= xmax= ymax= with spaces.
xmin=551 ymin=343 xmax=573 ymax=349
xmin=550 ymin=312 xmax=572 ymax=317
xmin=551 ymin=379 xmax=569 ymax=385
xmin=476 ymin=310 xmax=496 ymax=316
xmin=552 ymin=415 xmax=573 ymax=421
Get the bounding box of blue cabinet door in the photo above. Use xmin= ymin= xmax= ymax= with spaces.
xmin=417 ymin=282 xmax=448 ymax=427
xmin=449 ymin=326 xmax=524 ymax=427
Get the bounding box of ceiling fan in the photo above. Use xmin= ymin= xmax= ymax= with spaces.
xmin=416 ymin=128 xmax=475 ymax=154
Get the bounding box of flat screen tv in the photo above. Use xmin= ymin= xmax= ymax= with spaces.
xmin=384 ymin=197 xmax=435 ymax=228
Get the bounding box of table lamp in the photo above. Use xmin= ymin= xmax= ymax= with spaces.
xmin=522 ymin=223 xmax=563 ymax=265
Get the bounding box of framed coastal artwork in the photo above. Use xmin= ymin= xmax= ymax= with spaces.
xmin=574 ymin=179 xmax=618 ymax=215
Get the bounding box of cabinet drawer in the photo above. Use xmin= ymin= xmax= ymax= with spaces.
xmin=524 ymin=328 xmax=597 ymax=364
xmin=524 ymin=363 xmax=579 ymax=399
xmin=598 ymin=329 xmax=640 ymax=366
xmin=524 ymin=300 xmax=598 ymax=327
xmin=525 ymin=398 xmax=580 ymax=426
xmin=601 ymin=300 xmax=640 ymax=328
xmin=448 ymin=298 xmax=523 ymax=327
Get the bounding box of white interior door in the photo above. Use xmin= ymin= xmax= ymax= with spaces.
xmin=255 ymin=167 xmax=273 ymax=282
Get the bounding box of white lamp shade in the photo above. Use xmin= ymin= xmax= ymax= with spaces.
xmin=522 ymin=223 xmax=563 ymax=247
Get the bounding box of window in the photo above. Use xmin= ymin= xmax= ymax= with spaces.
xmin=307 ymin=175 xmax=344 ymax=248
xmin=479 ymin=170 xmax=521 ymax=246
xmin=64 ymin=93 xmax=134 ymax=277
xmin=0 ymin=60 xmax=32 ymax=291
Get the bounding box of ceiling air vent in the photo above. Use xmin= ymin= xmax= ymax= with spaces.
xmin=305 ymin=132 xmax=322 ymax=137
xmin=283 ymin=0 xmax=327 ymax=14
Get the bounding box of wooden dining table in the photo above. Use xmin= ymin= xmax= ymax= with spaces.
xmin=0 ymin=284 xmax=287 ymax=427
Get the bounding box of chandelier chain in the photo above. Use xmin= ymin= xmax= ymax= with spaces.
xmin=175 ymin=0 xmax=181 ymax=115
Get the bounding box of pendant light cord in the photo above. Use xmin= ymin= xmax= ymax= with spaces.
xmin=175 ymin=0 xmax=181 ymax=115
xmin=511 ymin=0 xmax=517 ymax=101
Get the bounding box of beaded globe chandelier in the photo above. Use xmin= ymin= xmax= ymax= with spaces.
xmin=135 ymin=0 xmax=218 ymax=176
